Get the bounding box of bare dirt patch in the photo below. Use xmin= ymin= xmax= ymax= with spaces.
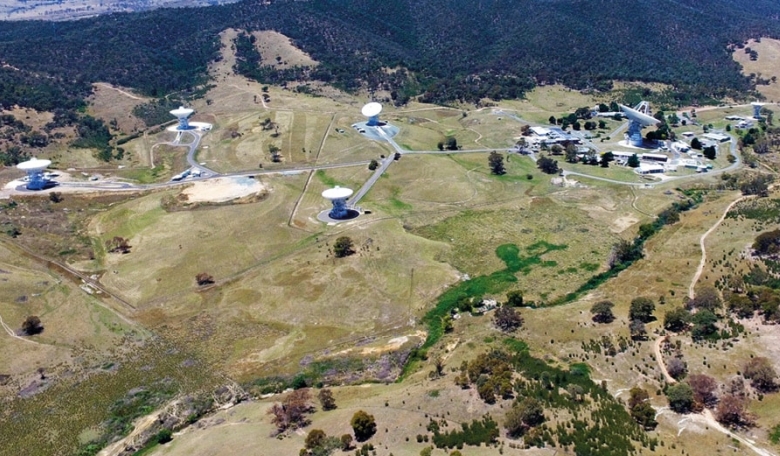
xmin=180 ymin=177 xmax=267 ymax=203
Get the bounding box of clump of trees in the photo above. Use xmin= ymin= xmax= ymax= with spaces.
xmin=333 ymin=236 xmax=355 ymax=258
xmin=753 ymin=229 xmax=780 ymax=256
xmin=350 ymin=410 xmax=376 ymax=442
xmin=536 ymin=155 xmax=559 ymax=174
xmin=627 ymin=387 xmax=657 ymax=430
xmin=504 ymin=397 xmax=545 ymax=437
xmin=302 ymin=429 xmax=345 ymax=455
xmin=318 ymin=388 xmax=337 ymax=411
xmin=431 ymin=416 xmax=499 ymax=449
xmin=454 ymin=350 xmax=513 ymax=404
xmin=590 ymin=300 xmax=615 ymax=323
xmin=21 ymin=315 xmax=43 ymax=335
xmin=106 ymin=236 xmax=131 ymax=254
xmin=493 ymin=306 xmax=523 ymax=332
xmin=743 ymin=357 xmax=777 ymax=392
xmin=488 ymin=151 xmax=505 ymax=175
xmin=268 ymin=389 xmax=314 ymax=433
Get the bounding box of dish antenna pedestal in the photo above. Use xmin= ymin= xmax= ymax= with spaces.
xmin=362 ymin=102 xmax=383 ymax=127
xmin=322 ymin=186 xmax=354 ymax=219
xmin=17 ymin=158 xmax=52 ymax=190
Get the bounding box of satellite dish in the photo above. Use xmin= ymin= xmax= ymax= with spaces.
xmin=361 ymin=102 xmax=382 ymax=118
xmin=322 ymin=186 xmax=354 ymax=200
xmin=619 ymin=104 xmax=660 ymax=127
xmin=17 ymin=157 xmax=52 ymax=171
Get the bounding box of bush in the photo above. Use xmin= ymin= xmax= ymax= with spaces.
xmin=333 ymin=236 xmax=355 ymax=258
xmin=155 ymin=429 xmax=173 ymax=444
xmin=21 ymin=316 xmax=43 ymax=335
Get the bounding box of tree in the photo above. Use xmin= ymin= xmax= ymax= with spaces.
xmin=195 ymin=272 xmax=214 ymax=286
xmin=627 ymin=153 xmax=640 ymax=168
xmin=368 ymin=159 xmax=379 ymax=170
xmin=106 ymin=236 xmax=131 ymax=254
xmin=340 ymin=434 xmax=353 ymax=451
xmin=715 ymin=394 xmax=753 ymax=428
xmin=550 ymin=144 xmax=563 ymax=155
xmin=269 ymin=144 xmax=282 ymax=162
xmin=155 ymin=429 xmax=173 ymax=444
xmin=49 ymin=192 xmax=63 ymax=203
xmin=666 ymin=358 xmax=687 ymax=380
xmin=688 ymin=374 xmax=718 ymax=407
xmin=690 ymin=138 xmax=702 ymax=150
xmin=666 ymin=382 xmax=695 ymax=413
xmin=21 ymin=316 xmax=43 ymax=335
xmin=318 ymin=388 xmax=337 ymax=411
xmin=445 ymin=136 xmax=458 ymax=150
xmin=743 ymin=357 xmax=777 ymax=392
xmin=494 ymin=306 xmax=523 ymax=332
xmin=691 ymin=310 xmax=718 ymax=340
xmin=333 ymin=236 xmax=355 ymax=258
xmin=505 ymin=290 xmax=523 ymax=307
xmin=688 ymin=286 xmax=722 ymax=312
xmin=305 ymin=429 xmax=327 ymax=449
xmin=548 ymin=115 xmax=556 ymax=125
xmin=504 ymin=397 xmax=545 ymax=437
xmin=520 ymin=125 xmax=531 ymax=136
xmin=590 ymin=300 xmax=615 ymax=323
xmin=488 ymin=151 xmax=505 ymax=175
xmin=664 ymin=307 xmax=691 ymax=332
xmin=629 ymin=297 xmax=655 ymax=322
xmin=703 ymin=146 xmax=716 ymax=160
xmin=350 ymin=410 xmax=376 ymax=442
xmin=536 ymin=155 xmax=559 ymax=174
xmin=629 ymin=319 xmax=646 ymax=340
xmin=609 ymin=239 xmax=642 ymax=268
xmin=564 ymin=143 xmax=578 ymax=163
xmin=269 ymin=389 xmax=313 ymax=433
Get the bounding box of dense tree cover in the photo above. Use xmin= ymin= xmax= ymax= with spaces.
xmin=0 ymin=0 xmax=777 ymax=115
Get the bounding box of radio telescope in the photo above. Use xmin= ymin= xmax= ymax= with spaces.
xmin=322 ymin=186 xmax=354 ymax=219
xmin=17 ymin=157 xmax=52 ymax=190
xmin=752 ymin=102 xmax=766 ymax=119
xmin=620 ymin=102 xmax=661 ymax=146
xmin=361 ymin=102 xmax=383 ymax=127
xmin=170 ymin=106 xmax=195 ymax=130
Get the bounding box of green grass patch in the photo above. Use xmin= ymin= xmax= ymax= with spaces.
xmin=401 ymin=241 xmax=566 ymax=378
xmin=314 ymin=169 xmax=344 ymax=187
xmin=770 ymin=424 xmax=780 ymax=444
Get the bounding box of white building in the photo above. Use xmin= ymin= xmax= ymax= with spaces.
xmin=703 ymin=133 xmax=729 ymax=143
xmin=638 ymin=163 xmax=665 ymax=174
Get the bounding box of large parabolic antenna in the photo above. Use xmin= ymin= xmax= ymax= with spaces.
xmin=322 ymin=186 xmax=354 ymax=219
xmin=752 ymin=102 xmax=766 ymax=119
xmin=361 ymin=102 xmax=383 ymax=127
xmin=620 ymin=102 xmax=661 ymax=146
xmin=170 ymin=106 xmax=195 ymax=130
xmin=17 ymin=157 xmax=52 ymax=190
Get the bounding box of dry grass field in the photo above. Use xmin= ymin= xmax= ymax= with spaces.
xmin=734 ymin=38 xmax=780 ymax=102
xmin=5 ymin=28 xmax=780 ymax=456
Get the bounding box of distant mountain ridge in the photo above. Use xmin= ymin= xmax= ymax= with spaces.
xmin=0 ymin=0 xmax=779 ymax=111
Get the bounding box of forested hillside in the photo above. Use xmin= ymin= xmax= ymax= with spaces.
xmin=1 ymin=0 xmax=779 ymax=111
